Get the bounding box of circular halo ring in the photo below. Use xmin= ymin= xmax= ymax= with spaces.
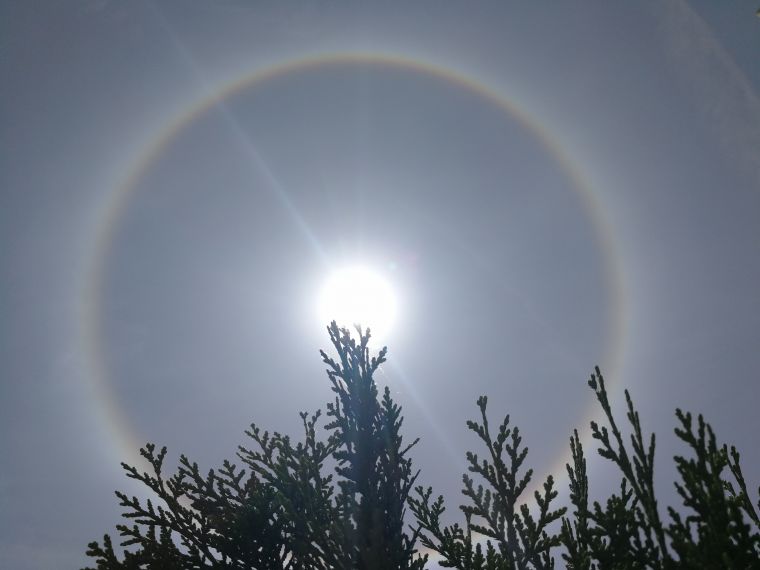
xmin=80 ymin=52 xmax=628 ymax=482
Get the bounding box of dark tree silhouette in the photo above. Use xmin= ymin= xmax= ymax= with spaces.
xmin=86 ymin=326 xmax=760 ymax=569
xmin=411 ymin=368 xmax=760 ymax=569
xmin=85 ymin=323 xmax=424 ymax=569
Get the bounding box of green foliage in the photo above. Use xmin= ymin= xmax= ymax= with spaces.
xmin=409 ymin=395 xmax=565 ymax=569
xmin=667 ymin=410 xmax=760 ymax=567
xmin=85 ymin=323 xmax=424 ymax=569
xmin=558 ymin=368 xmax=760 ymax=569
xmin=85 ymin=328 xmax=760 ymax=569
xmin=320 ymin=323 xmax=425 ymax=570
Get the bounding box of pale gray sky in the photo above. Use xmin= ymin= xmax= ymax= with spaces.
xmin=1 ymin=2 xmax=760 ymax=568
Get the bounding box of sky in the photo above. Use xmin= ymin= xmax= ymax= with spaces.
xmin=1 ymin=2 xmax=760 ymax=568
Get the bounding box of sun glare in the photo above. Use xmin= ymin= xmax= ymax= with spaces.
xmin=317 ymin=265 xmax=398 ymax=344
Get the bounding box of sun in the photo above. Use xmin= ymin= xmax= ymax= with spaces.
xmin=317 ymin=265 xmax=398 ymax=344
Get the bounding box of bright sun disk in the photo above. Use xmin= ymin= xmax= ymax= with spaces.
xmin=317 ymin=266 xmax=397 ymax=344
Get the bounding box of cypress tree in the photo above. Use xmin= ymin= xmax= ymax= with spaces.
xmin=85 ymin=322 xmax=425 ymax=569
xmin=85 ymin=326 xmax=760 ymax=568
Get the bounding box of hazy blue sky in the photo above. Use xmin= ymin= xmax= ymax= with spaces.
xmin=2 ymin=2 xmax=760 ymax=568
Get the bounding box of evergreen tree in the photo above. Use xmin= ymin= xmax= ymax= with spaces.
xmin=561 ymin=369 xmax=760 ymax=569
xmin=85 ymin=322 xmax=425 ymax=569
xmin=410 ymin=368 xmax=760 ymax=569
xmin=86 ymin=326 xmax=760 ymax=568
